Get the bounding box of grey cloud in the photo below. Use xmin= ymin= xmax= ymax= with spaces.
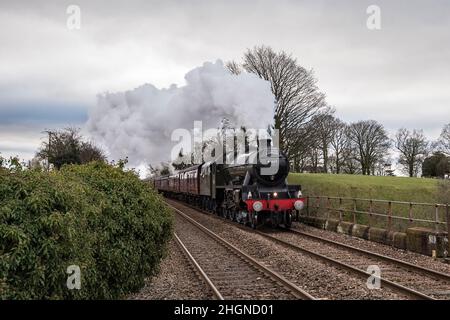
xmin=0 ymin=103 xmax=87 ymax=125
xmin=0 ymin=0 xmax=449 ymax=161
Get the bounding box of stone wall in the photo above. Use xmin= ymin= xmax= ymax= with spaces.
xmin=298 ymin=216 xmax=449 ymax=258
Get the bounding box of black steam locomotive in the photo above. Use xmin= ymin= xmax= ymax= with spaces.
xmin=149 ymin=141 xmax=305 ymax=228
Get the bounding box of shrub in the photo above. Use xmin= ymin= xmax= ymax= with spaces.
xmin=0 ymin=162 xmax=173 ymax=299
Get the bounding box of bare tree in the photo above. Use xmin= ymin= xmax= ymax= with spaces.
xmin=227 ymin=61 xmax=242 ymax=75
xmin=291 ymin=152 xmax=309 ymax=172
xmin=227 ymin=45 xmax=326 ymax=160
xmin=309 ymin=109 xmax=336 ymax=173
xmin=437 ymin=123 xmax=450 ymax=155
xmin=347 ymin=120 xmax=391 ymax=175
xmin=395 ymin=128 xmax=429 ymax=177
xmin=329 ymin=119 xmax=349 ymax=174
xmin=308 ymin=147 xmax=321 ymax=173
xmin=341 ymin=146 xmax=362 ymax=174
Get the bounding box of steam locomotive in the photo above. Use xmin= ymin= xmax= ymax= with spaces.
xmin=149 ymin=140 xmax=305 ymax=228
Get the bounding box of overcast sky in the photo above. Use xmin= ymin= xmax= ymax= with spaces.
xmin=0 ymin=0 xmax=449 ymax=162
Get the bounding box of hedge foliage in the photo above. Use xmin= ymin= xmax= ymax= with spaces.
xmin=0 ymin=162 xmax=173 ymax=299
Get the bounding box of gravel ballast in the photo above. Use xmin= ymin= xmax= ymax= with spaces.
xmin=291 ymin=221 xmax=450 ymax=274
xmin=128 ymin=239 xmax=212 ymax=300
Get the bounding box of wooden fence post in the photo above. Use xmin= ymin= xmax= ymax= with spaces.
xmin=435 ymin=204 xmax=440 ymax=233
xmin=408 ymin=202 xmax=413 ymax=227
xmin=306 ymin=196 xmax=310 ymax=216
xmin=447 ymin=204 xmax=449 ymax=259
xmin=327 ymin=197 xmax=331 ymax=220
xmin=387 ymin=201 xmax=392 ymax=232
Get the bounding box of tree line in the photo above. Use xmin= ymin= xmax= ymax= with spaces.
xmin=15 ymin=120 xmax=446 ymax=179
xmin=293 ymin=112 xmax=449 ymax=178
xmin=227 ymin=45 xmax=450 ymax=178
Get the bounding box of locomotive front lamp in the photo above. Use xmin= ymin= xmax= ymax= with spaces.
xmin=273 ymin=192 xmax=278 ymax=198
xmin=253 ymin=201 xmax=263 ymax=212
xmin=294 ymin=200 xmax=304 ymax=211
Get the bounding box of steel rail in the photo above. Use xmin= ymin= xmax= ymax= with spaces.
xmin=287 ymin=227 xmax=450 ymax=282
xmin=254 ymin=230 xmax=435 ymax=300
xmin=174 ymin=233 xmax=224 ymax=300
xmin=169 ymin=204 xmax=316 ymax=300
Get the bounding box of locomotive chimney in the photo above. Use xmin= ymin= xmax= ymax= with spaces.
xmin=233 ymin=134 xmax=238 ymax=159
xmin=257 ymin=136 xmax=271 ymax=150
xmin=256 ymin=135 xmax=272 ymax=166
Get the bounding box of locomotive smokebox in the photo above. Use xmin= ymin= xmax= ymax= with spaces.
xmin=252 ymin=135 xmax=289 ymax=186
xmin=253 ymin=149 xmax=289 ymax=187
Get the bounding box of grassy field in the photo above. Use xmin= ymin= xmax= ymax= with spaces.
xmin=288 ymin=173 xmax=449 ymax=230
xmin=288 ymin=173 xmax=440 ymax=203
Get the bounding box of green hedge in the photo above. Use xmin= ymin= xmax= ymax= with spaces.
xmin=0 ymin=162 xmax=173 ymax=299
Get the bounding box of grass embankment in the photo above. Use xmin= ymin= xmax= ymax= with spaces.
xmin=288 ymin=173 xmax=439 ymax=203
xmin=288 ymin=173 xmax=448 ymax=231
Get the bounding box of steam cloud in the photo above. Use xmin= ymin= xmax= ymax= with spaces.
xmin=86 ymin=60 xmax=275 ymax=169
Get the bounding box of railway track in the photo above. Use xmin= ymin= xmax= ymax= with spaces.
xmin=288 ymin=226 xmax=450 ymax=282
xmin=172 ymin=205 xmax=315 ymax=300
xmin=273 ymin=227 xmax=450 ymax=299
xmin=168 ymin=199 xmax=450 ymax=300
xmin=173 ymin=233 xmax=223 ymax=300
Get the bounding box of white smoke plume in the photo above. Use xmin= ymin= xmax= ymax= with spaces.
xmin=86 ymin=60 xmax=275 ymax=169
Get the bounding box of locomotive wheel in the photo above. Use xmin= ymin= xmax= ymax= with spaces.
xmin=284 ymin=211 xmax=292 ymax=229
xmin=250 ymin=213 xmax=257 ymax=229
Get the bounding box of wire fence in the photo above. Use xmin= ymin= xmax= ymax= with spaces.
xmin=302 ymin=196 xmax=449 ymax=234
